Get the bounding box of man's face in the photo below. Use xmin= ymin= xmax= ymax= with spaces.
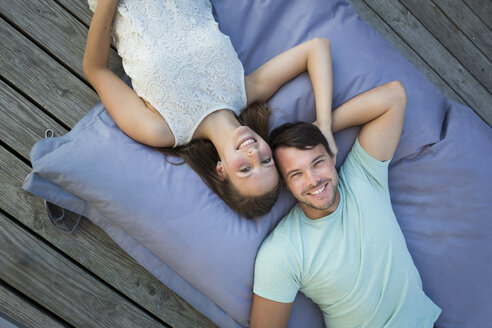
xmin=275 ymin=144 xmax=339 ymax=219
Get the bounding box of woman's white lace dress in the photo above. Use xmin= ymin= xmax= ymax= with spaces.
xmin=88 ymin=0 xmax=247 ymax=146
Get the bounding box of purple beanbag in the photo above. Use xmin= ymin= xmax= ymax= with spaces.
xmin=23 ymin=0 xmax=492 ymax=327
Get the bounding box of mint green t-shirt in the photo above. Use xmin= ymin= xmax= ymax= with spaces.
xmin=254 ymin=139 xmax=441 ymax=327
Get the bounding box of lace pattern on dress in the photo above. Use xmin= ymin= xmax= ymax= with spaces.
xmin=88 ymin=0 xmax=247 ymax=146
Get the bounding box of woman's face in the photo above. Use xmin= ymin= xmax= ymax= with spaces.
xmin=217 ymin=126 xmax=279 ymax=196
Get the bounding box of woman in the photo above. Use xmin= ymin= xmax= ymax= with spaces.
xmin=84 ymin=0 xmax=337 ymax=217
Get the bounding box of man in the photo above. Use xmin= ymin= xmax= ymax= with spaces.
xmin=251 ymin=81 xmax=441 ymax=327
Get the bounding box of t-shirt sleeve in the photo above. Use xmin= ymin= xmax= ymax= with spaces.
xmin=341 ymin=137 xmax=391 ymax=192
xmin=253 ymin=234 xmax=300 ymax=303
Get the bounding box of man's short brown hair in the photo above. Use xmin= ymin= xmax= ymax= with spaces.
xmin=269 ymin=122 xmax=333 ymax=158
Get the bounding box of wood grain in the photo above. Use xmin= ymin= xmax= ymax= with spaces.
xmin=0 ymin=211 xmax=166 ymax=328
xmin=56 ymin=0 xmax=94 ymax=26
xmin=363 ymin=0 xmax=492 ymax=125
xmin=0 ymin=136 xmax=216 ymax=327
xmin=463 ymin=0 xmax=492 ymax=31
xmin=400 ymin=0 xmax=491 ymax=92
xmin=434 ymin=0 xmax=492 ymax=62
xmin=0 ymin=0 xmax=123 ymax=79
xmin=0 ymin=281 xmax=68 ymax=328
xmin=0 ymin=11 xmax=218 ymax=323
xmin=0 ymin=79 xmax=67 ymax=159
xmin=0 ymin=17 xmax=97 ymax=127
xmin=346 ymin=0 xmax=464 ymax=104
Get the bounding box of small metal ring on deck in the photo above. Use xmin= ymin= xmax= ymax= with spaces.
xmin=45 ymin=129 xmax=55 ymax=138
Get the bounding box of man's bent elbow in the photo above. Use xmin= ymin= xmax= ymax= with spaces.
xmin=311 ymin=37 xmax=331 ymax=51
xmin=389 ymin=80 xmax=407 ymax=106
xmin=386 ymin=81 xmax=407 ymax=119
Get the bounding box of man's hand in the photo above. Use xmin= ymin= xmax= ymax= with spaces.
xmin=314 ymin=121 xmax=338 ymax=165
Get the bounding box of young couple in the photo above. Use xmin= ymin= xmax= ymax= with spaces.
xmin=85 ymin=0 xmax=440 ymax=326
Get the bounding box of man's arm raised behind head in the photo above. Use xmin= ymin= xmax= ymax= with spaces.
xmin=329 ymin=81 xmax=407 ymax=161
xmin=250 ymin=294 xmax=293 ymax=328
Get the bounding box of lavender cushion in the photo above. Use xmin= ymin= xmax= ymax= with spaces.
xmin=23 ymin=0 xmax=492 ymax=327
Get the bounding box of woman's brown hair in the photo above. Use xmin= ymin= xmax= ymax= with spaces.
xmin=155 ymin=103 xmax=281 ymax=219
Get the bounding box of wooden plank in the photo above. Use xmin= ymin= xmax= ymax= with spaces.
xmin=0 ymin=16 xmax=97 ymax=127
xmin=56 ymin=0 xmax=94 ymax=26
xmin=0 ymin=0 xmax=123 ymax=79
xmin=0 ymin=79 xmax=67 ymax=159
xmin=434 ymin=0 xmax=492 ymax=62
xmin=363 ymin=0 xmax=492 ymax=126
xmin=346 ymin=0 xmax=464 ymax=104
xmin=0 ymin=139 xmax=216 ymax=327
xmin=55 ymin=0 xmax=121 ymax=53
xmin=463 ymin=0 xmax=492 ymax=31
xmin=0 ymin=212 xmax=167 ymax=328
xmin=0 ymin=282 xmax=68 ymax=328
xmin=0 ymin=18 xmax=216 ymax=324
xmin=400 ymin=0 xmax=491 ymax=92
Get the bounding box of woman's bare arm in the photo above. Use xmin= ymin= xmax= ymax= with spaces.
xmin=245 ymin=38 xmax=337 ymax=160
xmin=83 ymin=0 xmax=118 ymax=76
xmin=83 ymin=0 xmax=174 ymax=147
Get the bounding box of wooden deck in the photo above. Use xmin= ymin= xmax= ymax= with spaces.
xmin=0 ymin=0 xmax=490 ymax=327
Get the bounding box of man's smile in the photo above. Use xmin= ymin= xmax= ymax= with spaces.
xmin=304 ymin=181 xmax=330 ymax=197
xmin=309 ymin=183 xmax=327 ymax=195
